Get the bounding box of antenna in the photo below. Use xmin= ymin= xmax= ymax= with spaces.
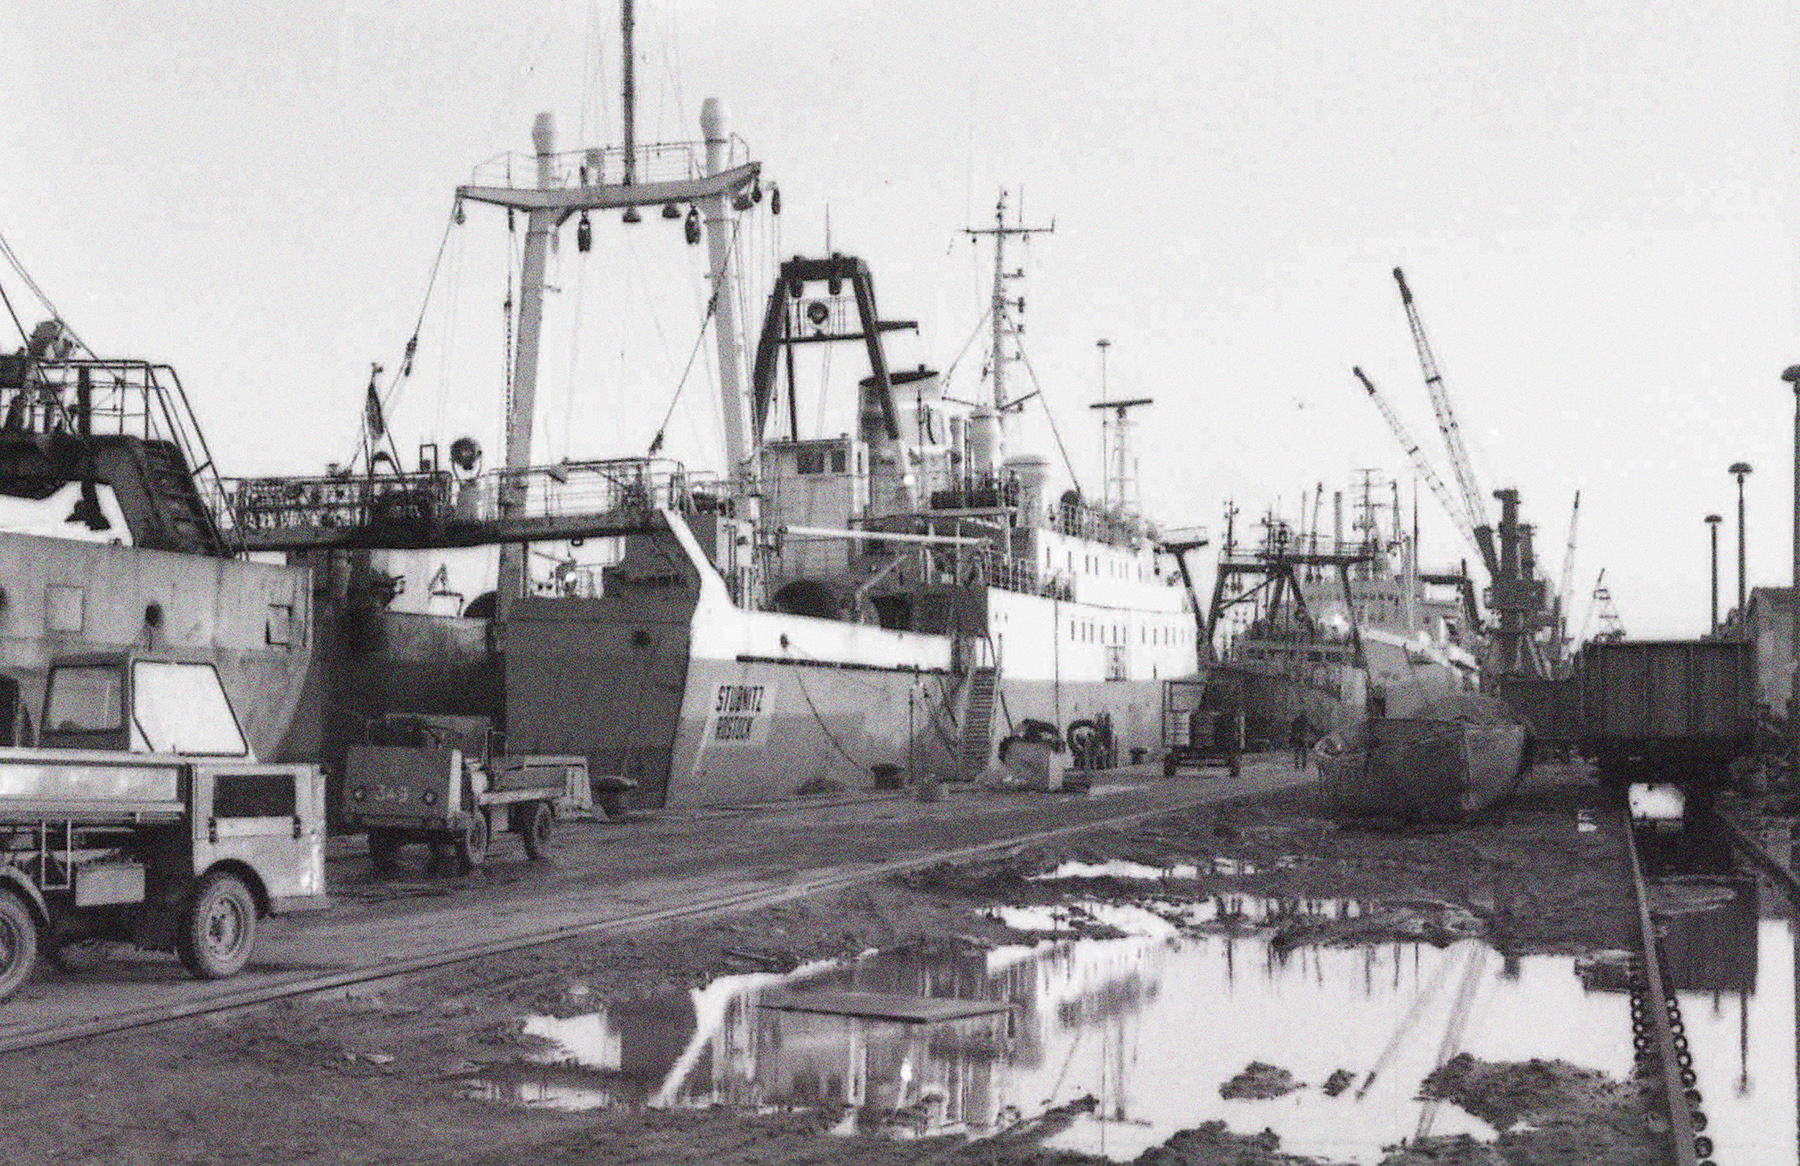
xmin=1089 ymin=381 xmax=1153 ymax=513
xmin=962 ymin=190 xmax=1053 ymax=415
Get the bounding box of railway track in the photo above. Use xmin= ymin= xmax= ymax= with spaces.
xmin=0 ymin=784 xmax=1251 ymax=1056
xmin=1624 ymin=801 xmax=1797 ymax=1166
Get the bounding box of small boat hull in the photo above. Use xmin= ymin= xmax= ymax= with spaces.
xmin=1317 ymin=717 xmax=1529 ymax=822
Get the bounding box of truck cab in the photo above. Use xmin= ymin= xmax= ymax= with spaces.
xmin=0 ymin=653 xmax=330 ymax=1001
xmin=37 ymin=653 xmax=253 ymax=756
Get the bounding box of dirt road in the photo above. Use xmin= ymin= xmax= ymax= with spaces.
xmin=0 ymin=761 xmax=1711 ymax=1166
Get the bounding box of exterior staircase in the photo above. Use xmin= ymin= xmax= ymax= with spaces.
xmin=135 ymin=438 xmax=229 ymax=555
xmin=957 ymin=666 xmax=999 ymax=779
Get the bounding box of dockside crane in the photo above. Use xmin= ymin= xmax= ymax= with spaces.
xmin=1353 ymin=365 xmax=1482 ymax=562
xmin=1393 ymin=266 xmax=1551 ymax=677
xmin=1393 ymin=268 xmax=1498 ymax=575
xmin=1555 ymin=491 xmax=1580 ymax=666
xmin=1578 ymin=568 xmax=1626 ymax=644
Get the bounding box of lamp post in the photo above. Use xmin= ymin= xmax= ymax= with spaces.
xmin=1730 ymin=461 xmax=1753 ymax=626
xmin=1780 ymin=367 xmax=1800 ymax=769
xmin=1706 ymin=513 xmax=1722 ymax=635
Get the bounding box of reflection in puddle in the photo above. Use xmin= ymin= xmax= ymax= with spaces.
xmin=1029 ymin=857 xmax=1306 ymax=881
xmin=466 ymin=891 xmax=1749 ymax=1164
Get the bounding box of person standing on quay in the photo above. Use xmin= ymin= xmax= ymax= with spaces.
xmin=1289 ymin=713 xmax=1311 ymax=770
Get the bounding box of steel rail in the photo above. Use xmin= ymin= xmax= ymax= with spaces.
xmin=0 ymin=786 xmax=1247 ymax=1056
xmin=1623 ymin=814 xmax=1701 ymax=1166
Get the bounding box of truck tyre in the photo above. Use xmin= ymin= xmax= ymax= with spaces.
xmin=0 ymin=891 xmax=39 ymax=1002
xmin=520 ymin=801 xmax=553 ymax=860
xmin=455 ymin=808 xmax=490 ymax=872
xmin=178 ymin=871 xmax=258 ymax=980
xmin=366 ymin=828 xmax=402 ymax=871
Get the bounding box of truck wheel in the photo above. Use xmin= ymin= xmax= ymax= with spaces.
xmin=520 ymin=801 xmax=553 ymax=860
xmin=455 ymin=808 xmax=490 ymax=872
xmin=0 ymin=891 xmax=40 ymax=1002
xmin=366 ymin=828 xmax=402 ymax=871
xmin=178 ymin=871 xmax=258 ymax=980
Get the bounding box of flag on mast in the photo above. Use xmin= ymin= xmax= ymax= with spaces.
xmin=364 ymin=363 xmax=386 ymax=440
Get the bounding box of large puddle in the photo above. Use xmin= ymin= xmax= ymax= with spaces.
xmin=465 ymin=827 xmax=1800 ymax=1165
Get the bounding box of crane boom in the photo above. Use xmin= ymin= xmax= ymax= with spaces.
xmin=1556 ymin=490 xmax=1580 ymax=657
xmin=1353 ymin=366 xmax=1482 ymax=560
xmin=1394 ymin=267 xmax=1497 ymax=574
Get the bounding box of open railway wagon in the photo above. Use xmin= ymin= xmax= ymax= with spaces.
xmin=0 ymin=654 xmax=331 ymax=1002
xmin=1160 ymin=677 xmax=1243 ymax=778
xmin=1577 ymin=638 xmax=1755 ymax=786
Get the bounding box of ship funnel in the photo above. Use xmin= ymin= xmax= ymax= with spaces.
xmin=1005 ymin=454 xmax=1049 ymax=526
xmin=967 ymin=405 xmax=999 ymax=477
xmin=700 ymin=97 xmax=726 ymax=144
xmin=532 ymin=112 xmax=555 ymax=156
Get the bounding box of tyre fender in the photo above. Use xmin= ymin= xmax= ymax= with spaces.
xmin=198 ymin=860 xmax=270 ymax=919
xmin=0 ymin=867 xmax=48 ymax=929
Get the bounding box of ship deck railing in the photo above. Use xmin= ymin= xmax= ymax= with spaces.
xmin=0 ymin=356 xmax=233 ymax=552
xmin=465 ymin=135 xmax=755 ymax=193
xmin=223 ymin=457 xmax=711 ymax=550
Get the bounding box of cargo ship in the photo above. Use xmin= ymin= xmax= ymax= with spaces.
xmin=1206 ymin=474 xmax=1482 ymax=744
xmin=223 ymin=106 xmax=1202 ymax=808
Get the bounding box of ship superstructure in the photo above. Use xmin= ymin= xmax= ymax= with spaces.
xmin=1208 ymin=474 xmax=1481 ymax=741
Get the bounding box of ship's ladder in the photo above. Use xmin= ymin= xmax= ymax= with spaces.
xmin=957 ymin=664 xmax=1001 ymax=780
xmin=134 ymin=437 xmax=230 ymax=556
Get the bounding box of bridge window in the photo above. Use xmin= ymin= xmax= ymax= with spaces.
xmin=796 ymin=448 xmax=825 ymax=475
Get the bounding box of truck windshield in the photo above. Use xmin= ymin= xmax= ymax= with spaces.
xmin=44 ymin=666 xmax=124 ymax=732
xmin=131 ymin=661 xmax=249 ymax=756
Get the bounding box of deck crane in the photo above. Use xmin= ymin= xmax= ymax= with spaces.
xmin=1353 ymin=366 xmax=1482 ymax=562
xmin=1393 ymin=268 xmax=1499 ymax=577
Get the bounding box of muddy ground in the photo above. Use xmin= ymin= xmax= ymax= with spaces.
xmin=0 ymin=767 xmax=1688 ymax=1165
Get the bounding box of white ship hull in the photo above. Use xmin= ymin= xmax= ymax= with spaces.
xmin=505 ymin=510 xmax=1198 ymax=807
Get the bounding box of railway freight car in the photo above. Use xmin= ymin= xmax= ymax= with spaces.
xmin=1577 ymin=638 xmax=1755 ymax=785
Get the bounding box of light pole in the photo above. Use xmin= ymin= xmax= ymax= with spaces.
xmin=1706 ymin=513 xmax=1722 ymax=635
xmin=1781 ymin=366 xmax=1800 ymax=766
xmin=1730 ymin=461 xmax=1753 ymax=627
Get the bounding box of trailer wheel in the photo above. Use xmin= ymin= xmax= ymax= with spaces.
xmin=520 ymin=801 xmax=554 ymax=860
xmin=0 ymin=891 xmax=39 ymax=1002
xmin=455 ymin=808 xmax=490 ymax=872
xmin=177 ymin=871 xmax=257 ymax=980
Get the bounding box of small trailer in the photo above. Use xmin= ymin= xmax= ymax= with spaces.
xmin=0 ymin=654 xmax=331 ymax=1002
xmin=1160 ymin=678 xmax=1243 ymax=778
xmin=342 ymin=714 xmax=590 ymax=872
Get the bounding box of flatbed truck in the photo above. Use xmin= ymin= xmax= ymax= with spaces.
xmin=0 ymin=654 xmax=330 ymax=1002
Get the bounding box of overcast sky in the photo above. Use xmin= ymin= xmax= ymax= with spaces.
xmin=4 ymin=0 xmax=1794 ymax=636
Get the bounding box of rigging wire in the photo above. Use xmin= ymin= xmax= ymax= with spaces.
xmin=1014 ymin=342 xmax=1083 ymax=495
xmin=645 ymin=249 xmax=724 ymax=455
xmin=0 ymin=231 xmax=92 ymax=355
